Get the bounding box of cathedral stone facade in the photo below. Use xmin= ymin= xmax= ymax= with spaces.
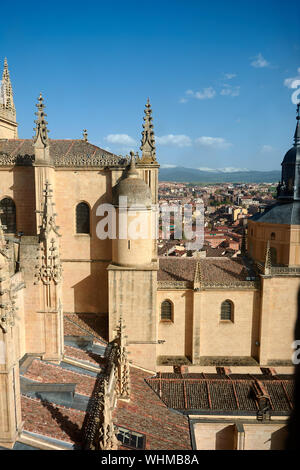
xmin=0 ymin=58 xmax=298 ymax=448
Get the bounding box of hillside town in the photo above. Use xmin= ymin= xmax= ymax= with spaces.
xmin=158 ymin=181 xmax=277 ymax=257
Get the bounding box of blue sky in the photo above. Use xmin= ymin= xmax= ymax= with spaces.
xmin=1 ymin=0 xmax=300 ymax=171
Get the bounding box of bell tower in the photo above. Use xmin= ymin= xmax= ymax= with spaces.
xmin=0 ymin=58 xmax=18 ymax=139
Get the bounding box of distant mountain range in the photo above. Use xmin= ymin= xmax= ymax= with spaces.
xmin=158 ymin=166 xmax=281 ymax=184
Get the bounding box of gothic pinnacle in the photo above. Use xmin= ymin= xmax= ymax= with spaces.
xmin=140 ymin=98 xmax=156 ymax=163
xmin=1 ymin=57 xmax=15 ymax=114
xmin=33 ymin=93 xmax=49 ymax=147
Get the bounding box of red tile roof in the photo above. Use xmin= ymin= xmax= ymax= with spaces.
xmin=158 ymin=257 xmax=255 ymax=284
xmin=64 ymin=313 xmax=108 ymax=344
xmin=21 ymin=396 xmax=85 ymax=446
xmin=24 ymin=359 xmax=96 ymax=397
xmin=64 ymin=345 xmax=106 ymax=368
xmin=113 ymin=367 xmax=192 ymax=450
xmin=146 ymin=373 xmax=294 ymax=414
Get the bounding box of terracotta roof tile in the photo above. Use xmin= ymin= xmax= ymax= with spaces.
xmin=113 ymin=368 xmax=191 ymax=450
xmin=0 ymin=138 xmax=117 ymax=160
xmin=158 ymin=257 xmax=256 ymax=284
xmin=21 ymin=396 xmax=85 ymax=445
xmin=64 ymin=313 xmax=108 ymax=344
xmin=23 ymin=359 xmax=97 ymax=397
xmin=146 ymin=373 xmax=294 ymax=414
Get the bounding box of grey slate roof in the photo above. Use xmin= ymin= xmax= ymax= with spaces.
xmin=251 ymin=201 xmax=300 ymax=225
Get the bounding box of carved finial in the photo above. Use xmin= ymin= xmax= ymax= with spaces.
xmin=264 ymin=240 xmax=272 ymax=275
xmin=33 ymin=93 xmax=49 ymax=147
xmin=127 ymin=150 xmax=138 ymax=178
xmin=140 ymin=98 xmax=156 ymax=163
xmin=114 ymin=313 xmax=131 ymax=400
xmin=83 ymin=129 xmax=88 ymax=142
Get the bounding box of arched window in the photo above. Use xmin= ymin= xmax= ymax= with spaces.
xmin=76 ymin=202 xmax=90 ymax=234
xmin=0 ymin=197 xmax=16 ymax=233
xmin=220 ymin=300 xmax=234 ymax=321
xmin=161 ymin=300 xmax=173 ymax=321
xmin=271 ymin=232 xmax=276 ymax=240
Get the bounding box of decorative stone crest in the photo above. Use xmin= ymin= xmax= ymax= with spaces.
xmin=97 ymin=379 xmax=119 ymax=450
xmin=34 ymin=181 xmax=62 ymax=286
xmin=114 ymin=313 xmax=131 ymax=400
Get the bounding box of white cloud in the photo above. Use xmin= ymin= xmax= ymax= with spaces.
xmin=218 ymin=167 xmax=249 ymax=173
xmin=224 ymin=73 xmax=236 ymax=79
xmin=220 ymin=84 xmax=240 ymax=97
xmin=185 ymin=87 xmax=216 ymax=100
xmin=198 ymin=167 xmax=218 ymax=172
xmin=261 ymin=145 xmax=273 ymax=153
xmin=250 ymin=53 xmax=270 ymax=68
xmin=156 ymin=134 xmax=192 ymax=147
xmin=104 ymin=134 xmax=136 ymax=146
xmin=179 ymin=98 xmax=188 ymax=104
xmin=195 ymin=87 xmax=216 ymax=99
xmin=283 ymin=67 xmax=300 ymax=89
xmin=195 ymin=136 xmax=232 ymax=149
xmin=160 ymin=164 xmax=178 ymax=168
xmin=198 ymin=166 xmax=249 ymax=173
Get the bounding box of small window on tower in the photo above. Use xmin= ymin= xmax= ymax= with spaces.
xmin=220 ymin=300 xmax=234 ymax=322
xmin=271 ymin=232 xmax=275 ymax=240
xmin=76 ymin=202 xmax=90 ymax=234
xmin=161 ymin=300 xmax=173 ymax=321
xmin=0 ymin=197 xmax=16 ymax=233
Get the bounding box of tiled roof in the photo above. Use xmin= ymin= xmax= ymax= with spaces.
xmin=146 ymin=373 xmax=294 ymax=414
xmin=113 ymin=367 xmax=192 ymax=450
xmin=21 ymin=396 xmax=85 ymax=446
xmin=23 ymin=359 xmax=97 ymax=397
xmin=158 ymin=257 xmax=256 ymax=284
xmin=64 ymin=345 xmax=106 ymax=368
xmin=64 ymin=313 xmax=108 ymax=344
xmin=0 ymin=138 xmax=116 ymax=160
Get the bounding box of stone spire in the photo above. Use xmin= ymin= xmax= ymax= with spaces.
xmin=0 ymin=58 xmax=18 ymax=138
xmin=264 ymin=240 xmax=272 ymax=275
xmin=33 ymin=93 xmax=49 ymax=148
xmin=1 ymin=58 xmax=15 ymax=115
xmin=140 ymin=98 xmax=156 ymax=163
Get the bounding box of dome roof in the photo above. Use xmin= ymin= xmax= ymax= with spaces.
xmin=282 ymin=147 xmax=297 ymax=165
xmin=112 ymin=154 xmax=152 ymax=208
